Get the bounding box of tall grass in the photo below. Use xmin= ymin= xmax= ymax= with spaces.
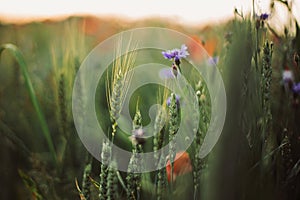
xmin=0 ymin=43 xmax=57 ymax=163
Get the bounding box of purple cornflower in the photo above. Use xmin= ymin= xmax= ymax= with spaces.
xmin=166 ymin=94 xmax=180 ymax=108
xmin=130 ymin=128 xmax=146 ymax=145
xmin=207 ymin=56 xmax=219 ymax=66
xmin=282 ymin=69 xmax=294 ymax=84
xmin=255 ymin=13 xmax=270 ymax=29
xmin=255 ymin=13 xmax=269 ymax=21
xmin=282 ymin=69 xmax=294 ymax=93
xmin=260 ymin=13 xmax=269 ymax=20
xmin=159 ymin=68 xmax=175 ymax=79
xmin=292 ymin=82 xmax=300 ymax=95
xmin=162 ymin=44 xmax=189 ymax=62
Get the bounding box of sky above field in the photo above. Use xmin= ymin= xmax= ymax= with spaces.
xmin=1 ymin=0 xmax=299 ymax=25
xmin=0 ymin=0 xmax=253 ymax=24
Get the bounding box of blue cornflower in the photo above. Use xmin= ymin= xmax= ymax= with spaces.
xmin=166 ymin=94 xmax=180 ymax=108
xmin=130 ymin=128 xmax=146 ymax=145
xmin=162 ymin=45 xmax=189 ymax=78
xmin=162 ymin=44 xmax=189 ymax=62
xmin=256 ymin=13 xmax=269 ymax=21
xmin=282 ymin=69 xmax=294 ymax=84
xmin=159 ymin=68 xmax=175 ymax=79
xmin=292 ymin=82 xmax=300 ymax=95
xmin=260 ymin=13 xmax=269 ymax=20
xmin=207 ymin=56 xmax=219 ymax=66
xmin=255 ymin=13 xmax=270 ymax=29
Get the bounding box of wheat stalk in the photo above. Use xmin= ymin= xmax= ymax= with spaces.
xmin=107 ymin=36 xmax=137 ymax=138
xmin=168 ymin=93 xmax=180 ymax=192
xmin=99 ymin=140 xmax=112 ymax=200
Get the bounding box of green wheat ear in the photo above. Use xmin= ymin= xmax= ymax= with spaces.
xmin=0 ymin=43 xmax=57 ymax=164
xmin=126 ymin=108 xmax=143 ymax=200
xmin=81 ymin=156 xmax=92 ymax=200
xmin=106 ymin=161 xmax=119 ymax=200
xmin=153 ymin=108 xmax=166 ymax=164
xmin=260 ymin=41 xmax=273 ymax=170
xmin=58 ymin=73 xmax=68 ymax=137
xmin=107 ymin=35 xmax=138 ymax=140
xmin=193 ymin=84 xmax=209 ymax=198
xmin=126 ymin=147 xmax=142 ymax=200
xmin=156 ymin=151 xmax=167 ymax=200
xmin=133 ymin=106 xmax=142 ymax=130
xmin=280 ymin=133 xmax=293 ymax=179
xmin=153 ymin=89 xmax=167 ymax=166
xmin=99 ymin=140 xmax=112 ymax=200
xmin=168 ymin=93 xmax=180 ymax=191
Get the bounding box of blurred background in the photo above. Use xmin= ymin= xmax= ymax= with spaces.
xmin=0 ymin=0 xmax=300 ymax=199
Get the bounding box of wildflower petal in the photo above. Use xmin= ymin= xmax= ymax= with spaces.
xmin=293 ymin=82 xmax=300 ymax=95
xmin=162 ymin=44 xmax=189 ymax=61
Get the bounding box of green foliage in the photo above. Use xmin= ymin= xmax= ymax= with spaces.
xmin=0 ymin=43 xmax=57 ymax=164
xmin=0 ymin=12 xmax=300 ymax=200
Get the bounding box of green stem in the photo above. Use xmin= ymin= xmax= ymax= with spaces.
xmin=252 ymin=0 xmax=255 ymax=19
xmin=116 ymin=171 xmax=127 ymax=192
xmin=170 ymin=162 xmax=174 ymax=195
xmin=0 ymin=43 xmax=57 ymax=164
xmin=255 ymin=28 xmax=259 ymax=71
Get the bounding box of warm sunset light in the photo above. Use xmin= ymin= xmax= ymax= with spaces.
xmin=0 ymin=0 xmax=253 ymax=24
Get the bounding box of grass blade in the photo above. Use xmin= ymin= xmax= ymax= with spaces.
xmin=0 ymin=43 xmax=57 ymax=164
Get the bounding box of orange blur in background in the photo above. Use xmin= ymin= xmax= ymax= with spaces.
xmin=188 ymin=35 xmax=218 ymax=62
xmin=166 ymin=151 xmax=193 ymax=182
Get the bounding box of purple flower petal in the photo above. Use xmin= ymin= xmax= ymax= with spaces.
xmin=256 ymin=13 xmax=269 ymax=20
xmin=293 ymin=82 xmax=300 ymax=94
xmin=159 ymin=68 xmax=175 ymax=79
xmin=282 ymin=70 xmax=294 ymax=84
xmin=162 ymin=44 xmax=189 ymax=61
xmin=260 ymin=13 xmax=269 ymax=20
xmin=166 ymin=94 xmax=180 ymax=107
xmin=207 ymin=56 xmax=219 ymax=66
xmin=130 ymin=128 xmax=146 ymax=145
